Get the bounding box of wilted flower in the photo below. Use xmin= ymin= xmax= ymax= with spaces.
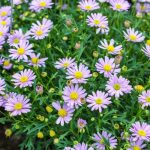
xmin=77 ymin=118 xmax=87 ymax=130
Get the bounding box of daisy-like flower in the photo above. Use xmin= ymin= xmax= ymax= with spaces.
xmin=127 ymin=140 xmax=146 ymax=150
xmin=138 ymin=90 xmax=150 ymax=108
xmin=92 ymin=131 xmax=118 ymax=150
xmin=0 ymin=25 xmax=9 ymax=39
xmin=62 ymin=84 xmax=87 ymax=108
xmin=99 ymin=39 xmax=122 ymax=55
xmin=77 ymin=118 xmax=87 ymax=130
xmin=0 ymin=17 xmax=11 ymax=27
xmin=123 ymin=28 xmax=145 ymax=43
xmin=52 ymin=101 xmax=74 ymax=126
xmin=5 ymin=94 xmax=31 ymax=116
xmin=0 ymin=6 xmax=11 ymax=18
xmin=8 ymin=29 xmax=30 ymax=46
xmin=105 ymin=75 xmax=132 ymax=98
xmin=3 ymin=59 xmax=13 ymax=70
xmin=95 ymin=56 xmax=120 ymax=78
xmin=78 ymin=0 xmax=100 ymax=11
xmin=66 ymin=63 xmax=92 ymax=84
xmin=0 ymin=78 xmax=5 ymax=95
xmin=30 ymin=18 xmax=53 ymax=40
xmin=74 ymin=143 xmax=94 ymax=150
xmin=9 ymin=40 xmax=33 ymax=61
xmin=0 ymin=37 xmax=5 ymax=49
xmin=55 ymin=57 xmax=76 ymax=69
xmin=30 ymin=0 xmax=53 ymax=12
xmin=142 ymin=44 xmax=150 ymax=59
xmin=86 ymin=90 xmax=111 ymax=112
xmin=27 ymin=53 xmax=48 ymax=67
xmin=12 ymin=69 xmax=36 ymax=88
xmin=109 ymin=0 xmax=130 ymax=11
xmin=130 ymin=121 xmax=150 ymax=142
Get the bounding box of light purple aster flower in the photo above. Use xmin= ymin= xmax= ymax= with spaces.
xmin=66 ymin=63 xmax=92 ymax=84
xmin=0 ymin=37 xmax=5 ymax=49
xmin=9 ymin=40 xmax=33 ymax=61
xmin=0 ymin=78 xmax=6 ymax=95
xmin=77 ymin=118 xmax=87 ymax=130
xmin=27 ymin=53 xmax=48 ymax=67
xmin=55 ymin=57 xmax=76 ymax=69
xmin=0 ymin=17 xmax=11 ymax=27
xmin=13 ymin=0 xmax=23 ymax=5
xmin=0 ymin=25 xmax=9 ymax=39
xmin=0 ymin=6 xmax=11 ymax=19
xmin=74 ymin=143 xmax=94 ymax=150
xmin=64 ymin=147 xmax=74 ymax=150
xmin=30 ymin=0 xmax=53 ymax=12
xmin=30 ymin=18 xmax=53 ymax=40
xmin=127 ymin=140 xmax=146 ymax=150
xmin=62 ymin=84 xmax=87 ymax=109
xmin=123 ymin=28 xmax=145 ymax=43
xmin=86 ymin=90 xmax=111 ymax=112
xmin=99 ymin=39 xmax=122 ymax=55
xmin=109 ymin=0 xmax=130 ymax=11
xmin=3 ymin=59 xmax=13 ymax=70
xmin=142 ymin=44 xmax=150 ymax=59
xmin=95 ymin=56 xmax=120 ymax=78
xmin=130 ymin=121 xmax=150 ymax=142
xmin=92 ymin=131 xmax=118 ymax=150
xmin=0 ymin=96 xmax=5 ymax=107
xmin=7 ymin=29 xmax=30 ymax=46
xmin=105 ymin=75 xmax=132 ymax=98
xmin=5 ymin=94 xmax=31 ymax=116
xmin=138 ymin=90 xmax=150 ymax=108
xmin=52 ymin=101 xmax=74 ymax=126
xmin=12 ymin=69 xmax=36 ymax=88
xmin=78 ymin=0 xmax=100 ymax=11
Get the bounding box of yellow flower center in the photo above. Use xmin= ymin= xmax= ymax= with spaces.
xmin=107 ymin=45 xmax=115 ymax=52
xmin=113 ymin=84 xmax=121 ymax=90
xmin=94 ymin=19 xmax=100 ymax=25
xmin=20 ymin=76 xmax=28 ymax=83
xmin=146 ymin=40 xmax=150 ymax=46
xmin=62 ymin=62 xmax=69 ymax=68
xmin=14 ymin=102 xmax=23 ymax=110
xmin=70 ymin=91 xmax=79 ymax=100
xmin=141 ymin=5 xmax=145 ymax=10
xmin=58 ymin=109 xmax=67 ymax=117
xmin=116 ymin=4 xmax=122 ymax=9
xmin=133 ymin=146 xmax=141 ymax=150
xmin=13 ymin=38 xmax=19 ymax=44
xmin=74 ymin=71 xmax=83 ymax=79
xmin=36 ymin=30 xmax=43 ymax=36
xmin=138 ymin=130 xmax=146 ymax=137
xmin=3 ymin=60 xmax=10 ymax=66
xmin=0 ymin=31 xmax=3 ymax=36
xmin=17 ymin=47 xmax=25 ymax=55
xmin=40 ymin=1 xmax=47 ymax=7
xmin=99 ymin=139 xmax=104 ymax=144
xmin=134 ymin=85 xmax=144 ymax=92
xmin=103 ymin=64 xmax=112 ymax=72
xmin=146 ymin=97 xmax=150 ymax=103
xmin=95 ymin=98 xmax=103 ymax=105
xmin=0 ymin=11 xmax=7 ymax=17
xmin=85 ymin=5 xmax=92 ymax=10
xmin=32 ymin=57 xmax=39 ymax=64
xmin=0 ymin=21 xmax=6 ymax=26
xmin=129 ymin=35 xmax=137 ymax=41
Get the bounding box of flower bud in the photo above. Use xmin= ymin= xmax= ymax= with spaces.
xmin=37 ymin=131 xmax=44 ymax=139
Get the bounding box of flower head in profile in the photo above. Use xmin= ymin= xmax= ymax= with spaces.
xmin=86 ymin=90 xmax=111 ymax=112
xmin=142 ymin=44 xmax=150 ymax=59
xmin=109 ymin=0 xmax=130 ymax=12
xmin=92 ymin=131 xmax=118 ymax=149
xmin=27 ymin=53 xmax=48 ymax=67
xmin=9 ymin=40 xmax=33 ymax=61
xmin=0 ymin=6 xmax=11 ymax=18
xmin=105 ymin=75 xmax=132 ymax=98
xmin=77 ymin=118 xmax=87 ymax=130
xmin=5 ymin=94 xmax=31 ymax=116
xmin=78 ymin=0 xmax=100 ymax=11
xmin=0 ymin=78 xmax=6 ymax=95
xmin=96 ymin=56 xmax=120 ymax=78
xmin=123 ymin=28 xmax=145 ymax=43
xmin=55 ymin=57 xmax=76 ymax=69
xmin=66 ymin=63 xmax=92 ymax=84
xmin=138 ymin=90 xmax=150 ymax=108
xmin=12 ymin=69 xmax=36 ymax=88
xmin=52 ymin=101 xmax=74 ymax=126
xmin=30 ymin=18 xmax=53 ymax=40
xmin=127 ymin=140 xmax=146 ymax=150
xmin=62 ymin=84 xmax=87 ymax=108
xmin=130 ymin=121 xmax=150 ymax=142
xmin=30 ymin=0 xmax=53 ymax=12
xmin=3 ymin=59 xmax=13 ymax=70
xmin=99 ymin=39 xmax=122 ymax=55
